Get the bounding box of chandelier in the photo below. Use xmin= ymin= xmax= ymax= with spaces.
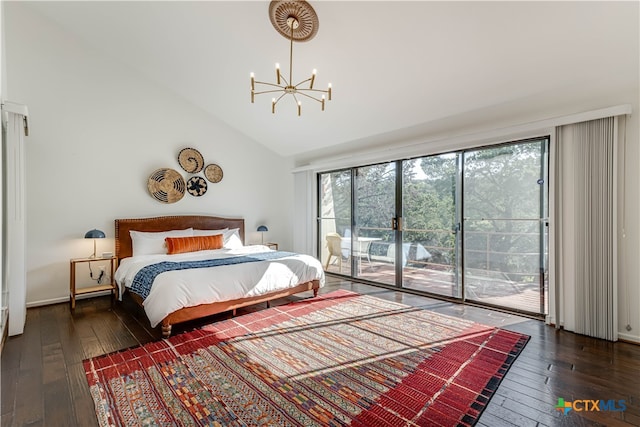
xmin=250 ymin=1 xmax=331 ymax=116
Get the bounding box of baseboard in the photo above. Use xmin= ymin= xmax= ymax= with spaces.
xmin=617 ymin=332 xmax=640 ymax=344
xmin=0 ymin=314 xmax=8 ymax=354
xmin=26 ymin=290 xmax=112 ymax=308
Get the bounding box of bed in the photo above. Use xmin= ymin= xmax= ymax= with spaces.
xmin=114 ymin=215 xmax=324 ymax=337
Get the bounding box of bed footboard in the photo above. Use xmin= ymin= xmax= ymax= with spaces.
xmin=160 ymin=280 xmax=320 ymax=338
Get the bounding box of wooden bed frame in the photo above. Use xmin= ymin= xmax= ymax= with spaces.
xmin=115 ymin=215 xmax=320 ymax=338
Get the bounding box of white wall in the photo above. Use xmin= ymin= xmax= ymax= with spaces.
xmin=1 ymin=0 xmax=6 ymax=338
xmin=5 ymin=3 xmax=293 ymax=306
xmin=1 ymin=0 xmax=5 ymax=96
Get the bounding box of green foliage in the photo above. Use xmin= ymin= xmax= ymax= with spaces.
xmin=463 ymin=142 xmax=546 ymax=278
xmin=355 ymin=164 xmax=396 ymax=230
xmin=319 ymin=139 xmax=548 ymax=276
xmin=324 ymin=170 xmax=351 ymax=234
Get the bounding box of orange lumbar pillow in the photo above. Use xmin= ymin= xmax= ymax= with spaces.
xmin=165 ymin=234 xmax=224 ymax=255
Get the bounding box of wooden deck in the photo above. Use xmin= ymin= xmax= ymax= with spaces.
xmin=325 ymin=259 xmax=545 ymax=314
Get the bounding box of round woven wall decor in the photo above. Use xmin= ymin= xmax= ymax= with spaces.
xmin=147 ymin=168 xmax=186 ymax=204
xmin=178 ymin=148 xmax=204 ymax=174
xmin=186 ymin=176 xmax=208 ymax=197
xmin=269 ymin=0 xmax=319 ymax=42
xmin=204 ymin=164 xmax=224 ymax=183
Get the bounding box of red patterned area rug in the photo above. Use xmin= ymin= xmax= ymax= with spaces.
xmin=84 ymin=290 xmax=529 ymax=426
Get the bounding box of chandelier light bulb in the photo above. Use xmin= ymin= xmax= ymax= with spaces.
xmin=310 ymin=69 xmax=317 ymax=89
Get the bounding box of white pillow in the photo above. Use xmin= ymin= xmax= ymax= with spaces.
xmin=130 ymin=228 xmax=193 ymax=256
xmin=223 ymin=228 xmax=244 ymax=249
xmin=193 ymin=228 xmax=228 ymax=237
xmin=130 ymin=228 xmax=193 ymax=239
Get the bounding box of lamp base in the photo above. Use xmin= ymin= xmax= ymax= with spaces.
xmin=90 ymin=240 xmax=98 ymax=259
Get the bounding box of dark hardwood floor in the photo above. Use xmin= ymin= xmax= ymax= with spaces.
xmin=2 ymin=276 xmax=639 ymax=426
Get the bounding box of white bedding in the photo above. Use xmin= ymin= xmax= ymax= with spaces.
xmin=115 ymin=245 xmax=325 ymax=327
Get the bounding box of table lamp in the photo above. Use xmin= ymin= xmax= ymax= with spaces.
xmin=257 ymin=225 xmax=268 ymax=244
xmin=85 ymin=229 xmax=106 ymax=258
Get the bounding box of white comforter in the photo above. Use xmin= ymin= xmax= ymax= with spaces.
xmin=115 ymin=245 xmax=325 ymax=327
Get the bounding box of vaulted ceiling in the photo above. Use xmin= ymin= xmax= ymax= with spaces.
xmin=20 ymin=1 xmax=640 ymax=159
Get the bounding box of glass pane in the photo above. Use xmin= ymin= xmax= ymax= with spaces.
xmin=402 ymin=154 xmax=461 ymax=297
xmin=318 ymin=170 xmax=352 ymax=276
xmin=354 ymin=163 xmax=396 ymax=284
xmin=463 ymin=140 xmax=548 ymax=314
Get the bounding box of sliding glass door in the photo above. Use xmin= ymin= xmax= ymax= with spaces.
xmin=318 ymin=170 xmax=352 ymax=275
xmin=318 ymin=137 xmax=548 ymax=315
xmin=463 ymin=140 xmax=548 ymax=313
xmin=402 ymin=154 xmax=461 ymax=297
xmin=354 ymin=163 xmax=397 ymax=285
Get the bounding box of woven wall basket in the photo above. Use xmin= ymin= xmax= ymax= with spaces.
xmin=186 ymin=176 xmax=208 ymax=197
xmin=204 ymin=164 xmax=224 ymax=183
xmin=147 ymin=168 xmax=186 ymax=204
xmin=178 ymin=148 xmax=204 ymax=174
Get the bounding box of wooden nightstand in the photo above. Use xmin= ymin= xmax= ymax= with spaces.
xmin=265 ymin=242 xmax=278 ymax=250
xmin=69 ymin=256 xmax=118 ymax=311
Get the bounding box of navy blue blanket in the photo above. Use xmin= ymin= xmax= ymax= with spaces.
xmin=130 ymin=251 xmax=297 ymax=300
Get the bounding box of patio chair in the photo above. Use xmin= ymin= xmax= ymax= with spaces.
xmin=325 ymin=233 xmax=346 ymax=272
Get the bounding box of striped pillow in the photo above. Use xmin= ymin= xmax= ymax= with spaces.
xmin=165 ymin=235 xmax=224 ymax=255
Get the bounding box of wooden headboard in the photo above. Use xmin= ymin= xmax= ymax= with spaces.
xmin=115 ymin=215 xmax=245 ymax=260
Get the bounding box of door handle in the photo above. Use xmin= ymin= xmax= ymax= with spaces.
xmin=392 ymin=217 xmax=403 ymax=231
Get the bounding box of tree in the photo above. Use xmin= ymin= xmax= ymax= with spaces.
xmin=318 ymin=138 xmax=547 ymax=278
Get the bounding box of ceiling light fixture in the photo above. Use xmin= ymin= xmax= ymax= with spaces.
xmin=250 ymin=0 xmax=331 ymax=116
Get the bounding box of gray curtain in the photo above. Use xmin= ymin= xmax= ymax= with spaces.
xmin=554 ymin=116 xmax=617 ymax=341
